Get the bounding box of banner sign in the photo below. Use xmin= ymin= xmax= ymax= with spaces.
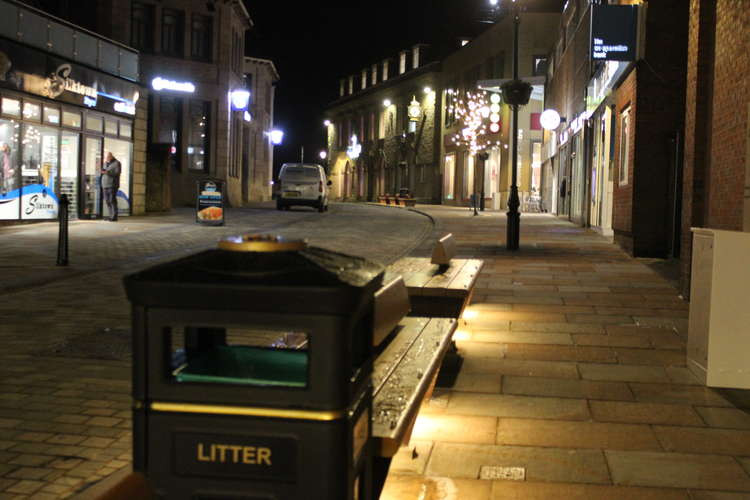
xmin=591 ymin=5 xmax=638 ymax=62
xmin=196 ymin=179 xmax=224 ymax=226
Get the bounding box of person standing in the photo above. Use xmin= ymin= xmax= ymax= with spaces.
xmin=101 ymin=152 xmax=121 ymax=221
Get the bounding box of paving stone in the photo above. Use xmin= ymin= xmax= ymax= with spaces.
xmin=427 ymin=442 xmax=611 ymax=484
xmin=455 ymin=341 xmax=506 ymax=359
xmin=502 ymin=376 xmax=634 ymax=401
xmin=695 ymin=407 xmax=750 ymax=429
xmin=14 ymin=433 xmax=53 ymax=443
xmin=412 ymin=415 xmax=497 ymax=444
xmin=590 ymin=401 xmax=705 ymax=426
xmin=381 ymin=475 xmax=491 ymax=500
xmin=451 ymin=372 xmax=502 ymax=394
xmin=4 ymin=479 xmax=44 ymax=495
xmin=578 ymin=363 xmax=670 ymax=383
xmin=629 ymin=383 xmax=732 ymax=407
xmin=653 ymin=426 xmax=750 ymax=456
xmin=469 ymin=330 xmax=573 ymax=345
xmin=573 ymin=334 xmax=651 ymax=348
xmin=5 ymin=468 xmax=56 ymax=481
xmin=504 ymin=344 xmax=617 ymax=363
xmin=45 ymin=434 xmax=87 ymax=446
xmin=605 ymin=450 xmax=750 ymax=491
xmin=448 ymin=392 xmax=589 ymax=420
xmin=510 ymin=322 xmax=604 ymax=334
xmin=460 ymin=357 xmax=580 ymax=379
xmin=665 ymin=367 xmax=702 ymax=385
xmin=615 ymin=348 xmax=686 ymax=367
xmin=688 ymin=491 xmax=750 ymax=500
xmin=388 ymin=441 xmax=434 ymax=475
xmin=6 ymin=455 xmax=53 ymax=467
xmin=489 ymin=481 xmax=690 ymax=500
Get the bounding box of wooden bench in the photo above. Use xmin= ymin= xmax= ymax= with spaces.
xmin=377 ymin=195 xmax=417 ymax=207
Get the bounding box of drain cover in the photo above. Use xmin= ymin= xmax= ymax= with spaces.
xmin=479 ymin=466 xmax=525 ymax=481
xmin=39 ymin=328 xmax=132 ymax=361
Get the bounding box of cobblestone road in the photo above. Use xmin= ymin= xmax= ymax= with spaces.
xmin=0 ymin=203 xmax=432 ymax=499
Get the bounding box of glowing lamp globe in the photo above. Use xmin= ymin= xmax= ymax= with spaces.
xmin=540 ymin=109 xmax=562 ymax=130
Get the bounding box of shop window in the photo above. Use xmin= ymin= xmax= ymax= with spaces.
xmin=2 ymin=98 xmax=20 ymax=117
xmin=120 ymin=121 xmax=132 ymax=139
xmin=62 ymin=110 xmax=81 ymax=128
xmin=105 ymin=119 xmax=118 ymax=136
xmin=618 ymin=108 xmax=630 ymax=186
xmin=60 ymin=131 xmax=79 ymax=220
xmin=20 ymin=125 xmax=59 ymax=220
xmin=158 ymin=96 xmax=182 ymax=145
xmin=131 ymin=1 xmax=155 ymax=52
xmin=463 ymin=154 xmax=475 ymax=200
xmin=443 ymin=153 xmax=455 ymax=200
xmin=162 ymin=9 xmax=185 ymax=58
xmin=85 ymin=115 xmax=103 ymax=133
xmin=187 ymin=100 xmax=210 ymax=171
xmin=191 ymin=14 xmax=212 ymax=61
xmin=44 ymin=106 xmax=60 ymax=125
xmin=23 ymin=102 xmax=41 ymax=121
xmin=0 ymin=119 xmax=21 ymax=219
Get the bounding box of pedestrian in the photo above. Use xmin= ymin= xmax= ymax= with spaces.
xmin=101 ymin=152 xmax=121 ymax=221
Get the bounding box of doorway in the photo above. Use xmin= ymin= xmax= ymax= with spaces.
xmin=81 ymin=135 xmax=102 ymax=219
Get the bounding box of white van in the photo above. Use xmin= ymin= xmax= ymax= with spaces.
xmin=276 ymin=163 xmax=331 ymax=212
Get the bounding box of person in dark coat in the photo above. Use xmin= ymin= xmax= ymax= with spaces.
xmin=101 ymin=152 xmax=121 ymax=221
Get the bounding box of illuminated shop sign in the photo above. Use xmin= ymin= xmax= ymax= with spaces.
xmin=591 ymin=5 xmax=638 ymax=62
xmin=152 ymin=77 xmax=196 ymax=93
xmin=114 ymin=101 xmax=136 ymax=115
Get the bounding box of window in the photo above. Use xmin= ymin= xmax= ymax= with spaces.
xmin=443 ymin=154 xmax=455 ymax=200
xmin=131 ymin=2 xmax=154 ymax=52
xmin=191 ymin=14 xmax=212 ymax=61
xmin=20 ymin=124 xmax=59 ymax=220
xmin=187 ymin=100 xmax=210 ymax=171
xmin=23 ymin=102 xmax=41 ymax=121
xmin=162 ymin=9 xmax=184 ymax=57
xmin=158 ymin=96 xmax=181 ymax=145
xmin=493 ymin=53 xmax=505 ymax=79
xmin=463 ymin=154 xmax=475 ymax=200
xmin=85 ymin=115 xmax=103 ymax=133
xmin=618 ymin=108 xmax=630 ymax=185
xmin=2 ymin=98 xmax=20 ymax=117
xmin=62 ymin=110 xmax=81 ymax=128
xmin=43 ymin=106 xmax=60 ymax=125
xmin=532 ymin=56 xmax=548 ymax=77
xmin=120 ymin=121 xmax=132 ymax=139
xmin=399 ymin=51 xmax=406 ymax=74
xmin=231 ymin=31 xmax=242 ymax=74
xmin=105 ymin=119 xmax=118 ymax=136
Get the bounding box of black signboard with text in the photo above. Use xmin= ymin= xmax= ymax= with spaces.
xmin=196 ymin=179 xmax=225 ymax=226
xmin=591 ymin=5 xmax=638 ymax=62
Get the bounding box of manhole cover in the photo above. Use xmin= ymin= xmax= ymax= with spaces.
xmin=38 ymin=328 xmax=132 ymax=361
xmin=479 ymin=466 xmax=525 ymax=481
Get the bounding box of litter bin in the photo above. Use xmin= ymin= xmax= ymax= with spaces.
xmin=124 ymin=235 xmax=385 ymax=499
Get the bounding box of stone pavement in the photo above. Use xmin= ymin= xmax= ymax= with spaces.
xmin=380 ymin=206 xmax=750 ymax=500
xmin=0 ymin=203 xmax=432 ymax=499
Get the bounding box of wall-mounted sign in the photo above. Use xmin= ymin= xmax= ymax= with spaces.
xmin=152 ymin=77 xmax=196 ymax=93
xmin=114 ymin=101 xmax=136 ymax=115
xmin=46 ymin=64 xmax=98 ymax=99
xmin=591 ymin=5 xmax=638 ymax=62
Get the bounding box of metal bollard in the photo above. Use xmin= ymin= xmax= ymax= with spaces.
xmin=57 ymin=194 xmax=69 ymax=266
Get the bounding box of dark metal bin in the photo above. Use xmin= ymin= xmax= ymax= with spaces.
xmin=124 ymin=235 xmax=384 ymax=500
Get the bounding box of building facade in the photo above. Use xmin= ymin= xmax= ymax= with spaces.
xmin=0 ymin=0 xmax=144 ymax=223
xmin=243 ymin=57 xmax=278 ymax=202
xmin=325 ymin=46 xmax=443 ymax=203
xmin=441 ymin=10 xmax=560 ymax=209
xmin=542 ymin=0 xmax=689 ymax=259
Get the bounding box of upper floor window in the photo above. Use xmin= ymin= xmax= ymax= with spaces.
xmin=131 ymin=2 xmax=154 ymax=52
xmin=191 ymin=14 xmax=213 ymax=61
xmin=532 ymin=56 xmax=548 ymax=77
xmin=162 ymin=9 xmax=185 ymax=57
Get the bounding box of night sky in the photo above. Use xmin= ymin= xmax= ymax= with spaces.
xmin=244 ymin=1 xmax=494 ymax=170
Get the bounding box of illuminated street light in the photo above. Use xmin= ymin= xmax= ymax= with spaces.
xmin=423 ymin=86 xmax=432 ymax=94
xmin=540 ymin=109 xmax=563 ymax=130
xmin=383 ymin=99 xmax=391 ymax=107
xmin=269 ymin=129 xmax=284 ymax=145
xmin=324 ymin=119 xmax=331 ymax=127
xmin=230 ymin=89 xmax=250 ymax=110
xmin=319 ymin=151 xmax=327 ymax=160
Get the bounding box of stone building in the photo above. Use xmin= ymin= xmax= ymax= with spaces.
xmin=324 ymin=46 xmax=443 ymax=203
xmin=441 ymin=8 xmax=560 ymax=208
xmin=29 ymin=0 xmax=254 ymax=210
xmin=542 ymin=0 xmax=690 ymax=259
xmin=243 ymin=57 xmax=279 ymax=202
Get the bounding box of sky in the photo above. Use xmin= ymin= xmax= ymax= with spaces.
xmin=244 ymin=1 xmax=493 ymax=170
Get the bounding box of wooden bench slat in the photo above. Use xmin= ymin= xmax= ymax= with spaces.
xmin=443 ymin=259 xmax=484 ymax=297
xmin=371 ymin=317 xmax=457 ymax=453
xmin=372 ymin=317 xmax=430 ymax=395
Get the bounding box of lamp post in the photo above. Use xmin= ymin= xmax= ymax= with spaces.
xmin=501 ymin=1 xmax=532 ymax=251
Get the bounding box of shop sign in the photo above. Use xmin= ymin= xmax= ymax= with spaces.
xmin=196 ymin=179 xmax=224 ymax=226
xmin=46 ymin=64 xmax=98 ymax=99
xmin=0 ymin=184 xmax=58 ymax=219
xmin=591 ymin=5 xmax=638 ymax=62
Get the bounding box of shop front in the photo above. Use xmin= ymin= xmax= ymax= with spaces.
xmin=0 ymin=37 xmax=139 ymax=222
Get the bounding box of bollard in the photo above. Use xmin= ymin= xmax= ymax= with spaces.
xmin=57 ymin=194 xmax=69 ymax=266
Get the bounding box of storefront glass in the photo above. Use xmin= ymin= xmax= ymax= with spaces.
xmin=463 ymin=154 xmax=474 ymax=201
xmin=443 ymin=153 xmax=455 ymax=200
xmin=104 ymin=137 xmax=132 ymax=215
xmin=82 ymin=136 xmax=102 ymax=218
xmin=21 ymin=124 xmax=59 ymax=219
xmin=0 ymin=118 xmax=20 ymax=218
xmin=60 ymin=131 xmax=79 ymax=218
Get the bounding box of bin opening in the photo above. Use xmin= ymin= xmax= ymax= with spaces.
xmin=169 ymin=326 xmax=309 ymax=388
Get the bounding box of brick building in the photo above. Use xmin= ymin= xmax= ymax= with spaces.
xmin=325 ymin=46 xmax=443 ymax=203
xmin=542 ymin=0 xmax=689 ymax=258
xmin=243 ymin=57 xmax=279 ymax=202
xmin=680 ymin=0 xmax=750 ymax=296
xmin=27 ymin=0 xmax=254 ymax=210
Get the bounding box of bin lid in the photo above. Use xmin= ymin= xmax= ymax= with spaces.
xmin=123 ymin=234 xmax=385 ymax=314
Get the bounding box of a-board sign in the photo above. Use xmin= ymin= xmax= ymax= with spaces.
xmin=591 ymin=5 xmax=638 ymax=62
xmin=196 ymin=179 xmax=225 ymax=226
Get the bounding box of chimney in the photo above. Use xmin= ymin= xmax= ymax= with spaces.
xmin=371 ymin=63 xmax=378 ymax=85
xmin=399 ymin=50 xmax=407 ymax=74
xmin=361 ymin=68 xmax=368 ymax=90
xmin=382 ymin=59 xmax=390 ymax=82
xmin=412 ymin=44 xmax=421 ymax=69
xmin=348 ymin=75 xmax=354 ymax=95
xmin=339 ymin=78 xmax=345 ymax=97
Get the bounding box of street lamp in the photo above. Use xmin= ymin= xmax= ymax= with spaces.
xmin=324 ymin=119 xmax=331 ymax=127
xmin=268 ymin=129 xmax=284 ymax=145
xmin=501 ymin=0 xmax=532 ymax=251
xmin=319 ymin=151 xmax=327 ymax=160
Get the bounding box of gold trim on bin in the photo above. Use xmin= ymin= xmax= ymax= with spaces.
xmin=150 ymin=402 xmax=345 ymax=421
xmin=218 ymin=234 xmax=307 ymax=253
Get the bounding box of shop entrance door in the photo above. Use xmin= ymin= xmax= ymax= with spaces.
xmin=81 ymin=136 xmax=102 ymax=219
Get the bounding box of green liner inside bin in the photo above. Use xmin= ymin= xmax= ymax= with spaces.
xmin=174 ymin=345 xmax=307 ymax=387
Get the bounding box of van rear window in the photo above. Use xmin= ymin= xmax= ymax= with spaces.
xmin=283 ymin=167 xmax=319 ymax=181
